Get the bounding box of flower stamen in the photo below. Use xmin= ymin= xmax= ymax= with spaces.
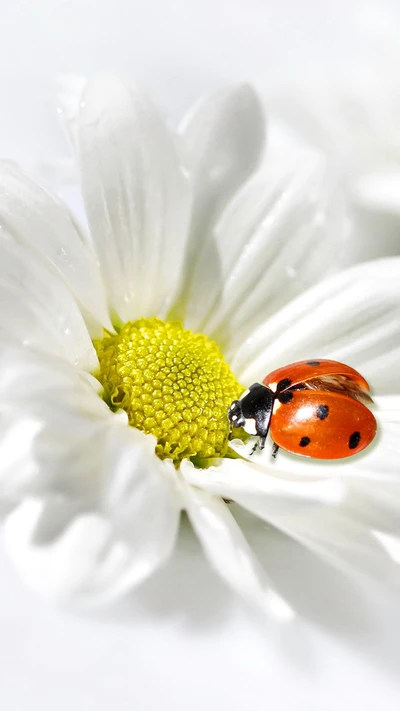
xmin=94 ymin=318 xmax=243 ymax=462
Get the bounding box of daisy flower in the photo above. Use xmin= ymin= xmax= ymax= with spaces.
xmin=0 ymin=73 xmax=399 ymax=618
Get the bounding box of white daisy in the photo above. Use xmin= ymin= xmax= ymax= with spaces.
xmin=0 ymin=73 xmax=399 ymax=618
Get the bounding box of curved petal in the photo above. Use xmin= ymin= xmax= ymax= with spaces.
xmin=179 ymin=479 xmax=294 ymax=621
xmin=76 ymin=72 xmax=192 ymax=324
xmin=0 ymin=345 xmax=117 ymax=501
xmin=0 ymin=237 xmax=97 ymax=371
xmin=174 ymin=84 xmax=265 ymax=326
xmin=100 ymin=425 xmax=181 ymax=559
xmin=345 ymin=480 xmax=400 ymax=539
xmin=181 ymin=459 xmax=346 ymax=513
xmin=233 ymin=497 xmax=397 ymax=585
xmin=2 ymin=408 xmax=181 ymax=605
xmin=3 ymin=485 xmax=179 ymax=607
xmin=233 ymin=257 xmax=400 ymax=394
xmin=200 ymin=145 xmax=348 ymax=352
xmin=183 ymin=460 xmax=397 ymax=584
xmin=0 ymin=161 xmax=111 ymax=336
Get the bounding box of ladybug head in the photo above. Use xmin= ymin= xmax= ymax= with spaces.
xmin=228 ymin=400 xmax=246 ymax=429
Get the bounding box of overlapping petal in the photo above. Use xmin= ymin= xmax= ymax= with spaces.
xmin=233 ymin=256 xmax=400 ymax=394
xmin=235 ymin=499 xmax=397 ymax=585
xmin=0 ymin=345 xmax=116 ymax=501
xmin=182 ymin=455 xmax=398 ymax=586
xmin=179 ymin=478 xmax=294 ymax=620
xmin=175 ymin=84 xmax=265 ymax=326
xmin=3 ymin=486 xmax=179 ymax=606
xmin=199 ymin=145 xmax=348 ymax=353
xmin=101 ymin=425 xmax=181 ymax=570
xmin=0 ymin=161 xmax=111 ymax=336
xmin=181 ymin=458 xmax=346 ymax=505
xmin=0 ymin=348 xmax=181 ymax=605
xmin=0 ymin=237 xmax=97 ymax=371
xmin=75 ymin=73 xmax=192 ymax=324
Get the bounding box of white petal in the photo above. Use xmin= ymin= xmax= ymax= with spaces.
xmin=0 ymin=345 xmax=116 ymax=500
xmin=181 ymin=459 xmax=346 ymax=512
xmin=76 ymin=72 xmax=192 ymax=324
xmin=179 ymin=479 xmax=294 ymax=621
xmin=345 ymin=481 xmax=400 ymax=538
xmin=175 ymin=84 xmax=265 ymax=327
xmin=0 ymin=161 xmax=111 ymax=336
xmin=3 ymin=427 xmax=181 ymax=606
xmin=192 ymin=475 xmax=398 ymax=587
xmin=233 ymin=497 xmax=397 ymax=584
xmin=101 ymin=425 xmax=181 ymax=561
xmin=233 ymin=256 xmax=400 ymax=394
xmin=180 ymin=84 xmax=265 ymax=219
xmin=2 ymin=496 xmax=172 ymax=606
xmin=0 ymin=237 xmax=97 ymax=371
xmin=201 ymin=146 xmax=348 ymax=353
xmin=186 ymin=462 xmax=396 ymax=585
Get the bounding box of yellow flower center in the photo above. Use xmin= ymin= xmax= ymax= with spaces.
xmin=94 ymin=318 xmax=243 ymax=462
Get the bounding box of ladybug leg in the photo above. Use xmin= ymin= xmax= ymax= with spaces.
xmin=271 ymin=442 xmax=279 ymax=458
xmin=249 ymin=434 xmax=267 ymax=456
xmin=259 ymin=434 xmax=267 ymax=450
xmin=249 ymin=441 xmax=258 ymax=456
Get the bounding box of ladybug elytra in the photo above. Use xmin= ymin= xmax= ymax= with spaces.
xmin=228 ymin=359 xmax=377 ymax=459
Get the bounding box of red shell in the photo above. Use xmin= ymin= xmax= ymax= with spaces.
xmin=263 ymin=359 xmax=370 ymax=392
xmin=270 ymin=390 xmax=377 ymax=459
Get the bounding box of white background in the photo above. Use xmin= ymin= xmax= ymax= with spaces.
xmin=1 ymin=1 xmax=400 ymax=709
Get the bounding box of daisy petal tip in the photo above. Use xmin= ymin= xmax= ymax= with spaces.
xmin=223 ymin=81 xmax=266 ymax=163
xmin=232 ymin=82 xmax=265 ymax=124
xmin=79 ymin=72 xmax=142 ymax=127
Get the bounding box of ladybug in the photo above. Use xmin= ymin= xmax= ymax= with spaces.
xmin=228 ymin=359 xmax=377 ymax=459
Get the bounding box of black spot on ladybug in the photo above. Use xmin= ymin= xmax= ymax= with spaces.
xmin=316 ymin=404 xmax=329 ymax=420
xmin=307 ymin=360 xmax=321 ymax=366
xmin=278 ymin=391 xmax=294 ymax=404
xmin=276 ymin=378 xmax=292 ymax=392
xmin=299 ymin=436 xmax=311 ymax=447
xmin=349 ymin=431 xmax=361 ymax=449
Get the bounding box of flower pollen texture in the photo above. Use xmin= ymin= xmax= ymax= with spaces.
xmin=94 ymin=318 xmax=243 ymax=462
